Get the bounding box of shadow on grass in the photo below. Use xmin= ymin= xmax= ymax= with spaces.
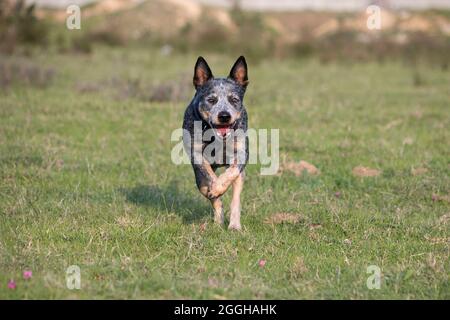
xmin=119 ymin=181 xmax=211 ymax=224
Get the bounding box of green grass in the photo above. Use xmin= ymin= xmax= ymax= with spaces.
xmin=0 ymin=47 xmax=449 ymax=299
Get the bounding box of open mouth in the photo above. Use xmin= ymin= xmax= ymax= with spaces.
xmin=212 ymin=124 xmax=233 ymax=138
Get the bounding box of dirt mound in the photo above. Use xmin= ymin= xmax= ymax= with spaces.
xmin=411 ymin=167 xmax=428 ymax=176
xmin=352 ymin=166 xmax=381 ymax=177
xmin=282 ymin=160 xmax=320 ymax=176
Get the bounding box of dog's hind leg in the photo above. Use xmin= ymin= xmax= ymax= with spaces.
xmin=229 ymin=171 xmax=244 ymax=230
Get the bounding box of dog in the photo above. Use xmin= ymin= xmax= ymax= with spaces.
xmin=182 ymin=56 xmax=249 ymax=230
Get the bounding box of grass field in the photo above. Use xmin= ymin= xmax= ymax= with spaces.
xmin=0 ymin=47 xmax=449 ymax=299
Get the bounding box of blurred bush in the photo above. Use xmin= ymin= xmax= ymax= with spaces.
xmin=0 ymin=59 xmax=55 ymax=89
xmin=2 ymin=0 xmax=449 ymax=69
xmin=0 ymin=0 xmax=49 ymax=54
xmin=161 ymin=5 xmax=275 ymax=62
xmin=313 ymin=30 xmax=450 ymax=69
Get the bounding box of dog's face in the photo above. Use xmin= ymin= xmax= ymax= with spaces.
xmin=193 ymin=56 xmax=248 ymax=139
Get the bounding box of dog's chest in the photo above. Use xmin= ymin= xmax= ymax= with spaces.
xmin=202 ymin=137 xmax=234 ymax=167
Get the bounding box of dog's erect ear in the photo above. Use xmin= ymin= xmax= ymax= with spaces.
xmin=228 ymin=56 xmax=248 ymax=87
xmin=193 ymin=56 xmax=213 ymax=89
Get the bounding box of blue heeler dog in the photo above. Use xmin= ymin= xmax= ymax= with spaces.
xmin=183 ymin=56 xmax=249 ymax=230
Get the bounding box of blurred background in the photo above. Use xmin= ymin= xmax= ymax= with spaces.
xmin=1 ymin=0 xmax=450 ymax=65
xmin=1 ymin=1 xmax=449 ymax=299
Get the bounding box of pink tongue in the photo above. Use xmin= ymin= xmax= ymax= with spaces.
xmin=217 ymin=127 xmax=229 ymax=136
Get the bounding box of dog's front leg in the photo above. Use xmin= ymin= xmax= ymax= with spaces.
xmin=192 ymin=158 xmax=224 ymax=224
xmin=210 ymin=197 xmax=224 ymax=225
xmin=229 ymin=171 xmax=244 ymax=230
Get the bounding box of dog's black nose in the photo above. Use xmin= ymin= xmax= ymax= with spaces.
xmin=218 ymin=111 xmax=231 ymax=123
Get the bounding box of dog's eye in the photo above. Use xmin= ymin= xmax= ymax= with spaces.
xmin=207 ymin=97 xmax=218 ymax=104
xmin=228 ymin=96 xmax=240 ymax=104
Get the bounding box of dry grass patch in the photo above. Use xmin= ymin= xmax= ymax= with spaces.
xmin=290 ymin=256 xmax=308 ymax=279
xmin=432 ymin=194 xmax=450 ymax=203
xmin=264 ymin=212 xmax=306 ymax=225
xmin=424 ymin=236 xmax=450 ymax=245
xmin=438 ymin=213 xmax=450 ymax=225
xmin=115 ymin=214 xmax=141 ymax=228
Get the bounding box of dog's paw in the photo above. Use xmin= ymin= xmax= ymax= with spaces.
xmin=214 ymin=214 xmax=224 ymax=225
xmin=206 ymin=190 xmax=219 ymax=200
xmin=228 ymin=223 xmax=242 ymax=231
xmin=207 ymin=181 xmax=226 ymax=199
